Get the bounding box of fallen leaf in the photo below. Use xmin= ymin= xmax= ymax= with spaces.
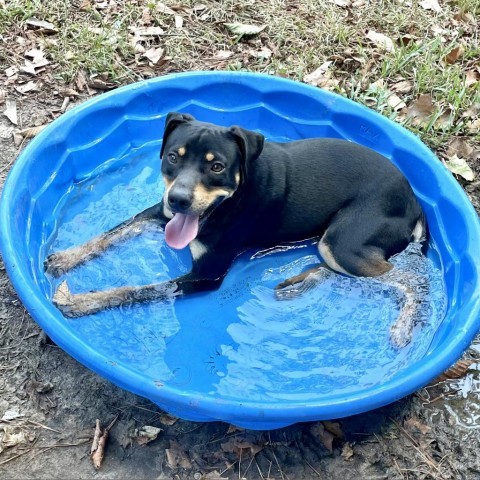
xmin=341 ymin=442 xmax=354 ymax=460
xmin=466 ymin=118 xmax=480 ymax=133
xmin=323 ymin=420 xmax=345 ymax=440
xmin=0 ymin=426 xmax=27 ymax=451
xmin=128 ymin=26 xmax=165 ymax=37
xmin=226 ymin=424 xmax=244 ymax=434
xmin=432 ymin=358 xmax=477 ymax=383
xmin=221 ymin=437 xmax=264 ymax=458
xmin=310 ymin=422 xmax=337 ymax=452
xmin=330 ymin=0 xmax=351 ymax=6
xmin=250 ymin=46 xmax=273 ymax=60
xmin=215 ymin=50 xmax=234 ymax=59
xmin=3 ymin=99 xmax=18 ymax=125
xmin=406 ymin=94 xmax=435 ymax=124
xmin=366 ymin=30 xmax=395 ymax=52
xmin=135 ymin=425 xmax=162 ymax=445
xmin=16 ymin=125 xmax=47 ymax=140
xmin=1 ymin=410 xmax=22 ymax=421
xmin=447 ymin=137 xmax=474 ymax=159
xmin=224 ymin=23 xmax=266 ymax=39
xmin=465 ymin=70 xmax=479 ymax=87
xmin=444 ymin=154 xmax=475 ymax=181
xmin=25 ymin=18 xmax=57 ymax=33
xmin=156 ymin=2 xmax=177 ymax=15
xmin=165 ymin=440 xmax=192 ymax=469
xmin=392 ymin=80 xmax=413 ymax=94
xmin=204 ymin=472 xmax=228 ymax=480
xmin=404 ymin=416 xmax=431 ymax=435
xmin=5 ymin=66 xmax=18 ymax=77
xmin=175 ymin=15 xmax=184 ymax=29
xmin=143 ymin=46 xmax=164 ymax=65
xmin=445 ymin=45 xmax=465 ymax=64
xmin=420 ymin=0 xmax=442 ymax=12
xmin=90 ymin=416 xmax=118 ymax=470
xmin=159 ymin=413 xmax=178 ymax=426
xmin=15 ymin=81 xmax=38 ymax=94
xmin=304 ymin=61 xmax=333 ymax=86
xmin=75 ymin=70 xmax=88 ymax=91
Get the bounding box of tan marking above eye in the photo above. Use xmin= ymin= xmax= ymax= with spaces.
xmin=205 ymin=152 xmax=215 ymax=161
xmin=178 ymin=147 xmax=186 ymax=156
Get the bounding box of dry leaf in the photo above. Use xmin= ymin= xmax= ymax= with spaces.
xmin=226 ymin=424 xmax=244 ymax=434
xmin=420 ymin=0 xmax=442 ymax=12
xmin=17 ymin=125 xmax=46 ymax=140
xmin=90 ymin=417 xmax=118 ymax=470
xmin=404 ymin=416 xmax=431 ymax=435
xmin=341 ymin=442 xmax=354 ymax=460
xmin=143 ymin=46 xmax=164 ymax=65
xmin=330 ymin=0 xmax=351 ymax=6
xmin=215 ymin=50 xmax=234 ymax=59
xmin=25 ymin=18 xmax=57 ymax=32
xmin=0 ymin=426 xmax=27 ymax=451
xmin=221 ymin=437 xmax=264 ymax=457
xmin=1 ymin=410 xmax=22 ymax=421
xmin=310 ymin=422 xmax=338 ymax=452
xmin=156 ymin=2 xmax=177 ymax=15
xmin=165 ymin=440 xmax=192 ymax=469
xmin=365 ymin=30 xmax=395 ymax=52
xmin=204 ymin=471 xmax=228 ymax=480
xmin=445 ymin=45 xmax=465 ymax=64
xmin=159 ymin=413 xmax=178 ymax=426
xmin=387 ymin=93 xmax=406 ymax=111
xmin=406 ymin=94 xmax=435 ymax=124
xmin=392 ymin=80 xmax=413 ymax=94
xmin=175 ymin=15 xmax=184 ymax=29
xmin=135 ymin=425 xmax=162 ymax=445
xmin=466 ymin=118 xmax=480 ymax=133
xmin=465 ymin=70 xmax=480 ymax=87
xmin=15 ymin=81 xmax=38 ymax=94
xmin=444 ymin=154 xmax=475 ymax=181
xmin=3 ymin=99 xmax=18 ymax=125
xmin=432 ymin=359 xmax=477 ymax=383
xmin=128 ymin=26 xmax=165 ymax=37
xmin=304 ymin=61 xmax=333 ymax=86
xmin=5 ymin=66 xmax=19 ymax=77
xmin=224 ymin=23 xmax=266 ymax=38
xmin=447 ymin=137 xmax=474 ymax=159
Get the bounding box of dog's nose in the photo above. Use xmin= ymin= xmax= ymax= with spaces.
xmin=168 ymin=189 xmax=193 ymax=212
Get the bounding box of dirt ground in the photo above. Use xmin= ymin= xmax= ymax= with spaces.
xmin=0 ymin=84 xmax=479 ymax=480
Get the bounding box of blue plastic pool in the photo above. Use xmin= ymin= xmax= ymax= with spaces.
xmin=1 ymin=72 xmax=479 ymax=429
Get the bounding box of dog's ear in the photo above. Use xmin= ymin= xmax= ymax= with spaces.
xmin=229 ymin=126 xmax=265 ymax=183
xmin=160 ymin=112 xmax=195 ymax=158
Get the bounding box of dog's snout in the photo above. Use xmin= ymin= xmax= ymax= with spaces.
xmin=168 ymin=188 xmax=193 ymax=212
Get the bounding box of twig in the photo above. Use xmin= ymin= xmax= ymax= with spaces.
xmin=27 ymin=419 xmax=62 ymax=434
xmin=390 ymin=418 xmax=448 ymax=480
xmin=90 ymin=415 xmax=119 ymax=470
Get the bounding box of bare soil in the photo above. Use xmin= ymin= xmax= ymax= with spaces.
xmin=1 ymin=84 xmax=480 ymax=480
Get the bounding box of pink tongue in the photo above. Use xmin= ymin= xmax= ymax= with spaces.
xmin=165 ymin=213 xmax=200 ymax=249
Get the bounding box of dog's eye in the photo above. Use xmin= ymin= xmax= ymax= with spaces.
xmin=211 ymin=162 xmax=225 ymax=173
xmin=167 ymin=153 xmax=177 ymax=164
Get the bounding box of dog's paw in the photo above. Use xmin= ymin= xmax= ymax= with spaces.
xmin=44 ymin=250 xmax=81 ymax=277
xmin=53 ymin=281 xmax=92 ymax=318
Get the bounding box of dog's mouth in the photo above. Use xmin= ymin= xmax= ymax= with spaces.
xmin=165 ymin=213 xmax=200 ymax=250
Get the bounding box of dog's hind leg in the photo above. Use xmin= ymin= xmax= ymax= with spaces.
xmin=45 ymin=203 xmax=165 ymax=277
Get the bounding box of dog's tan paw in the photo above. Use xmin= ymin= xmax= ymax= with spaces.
xmin=53 ymin=281 xmax=91 ymax=318
xmin=44 ymin=251 xmax=79 ymax=277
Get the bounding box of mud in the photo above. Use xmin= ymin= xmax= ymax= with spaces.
xmin=1 ymin=94 xmax=479 ymax=480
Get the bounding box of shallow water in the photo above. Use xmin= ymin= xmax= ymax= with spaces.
xmin=46 ymin=142 xmax=448 ymax=402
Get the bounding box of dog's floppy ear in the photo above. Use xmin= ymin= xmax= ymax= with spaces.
xmin=160 ymin=112 xmax=195 ymax=158
xmin=229 ymin=126 xmax=265 ymax=183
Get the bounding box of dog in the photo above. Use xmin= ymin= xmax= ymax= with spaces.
xmin=46 ymin=112 xmax=426 ymax=347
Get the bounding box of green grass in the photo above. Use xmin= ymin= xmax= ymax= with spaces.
xmin=1 ymin=0 xmax=479 ymax=150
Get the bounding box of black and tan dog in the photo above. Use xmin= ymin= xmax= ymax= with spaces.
xmin=46 ymin=112 xmax=426 ymax=346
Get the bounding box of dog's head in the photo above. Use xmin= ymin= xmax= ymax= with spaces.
xmin=160 ymin=112 xmax=264 ymax=249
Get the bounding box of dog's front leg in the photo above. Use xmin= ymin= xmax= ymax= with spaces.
xmin=53 ymin=251 xmax=235 ymax=317
xmin=45 ymin=203 xmax=167 ymax=277
xmin=53 ymin=272 xmax=226 ymax=317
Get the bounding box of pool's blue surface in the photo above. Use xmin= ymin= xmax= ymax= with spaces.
xmin=0 ymin=72 xmax=479 ymax=429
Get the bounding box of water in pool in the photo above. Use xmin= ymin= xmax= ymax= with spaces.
xmin=46 ymin=141 xmax=447 ymax=402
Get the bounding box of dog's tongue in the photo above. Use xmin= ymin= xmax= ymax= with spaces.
xmin=165 ymin=213 xmax=199 ymax=249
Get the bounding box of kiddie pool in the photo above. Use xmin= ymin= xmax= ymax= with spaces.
xmin=1 ymin=72 xmax=479 ymax=430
